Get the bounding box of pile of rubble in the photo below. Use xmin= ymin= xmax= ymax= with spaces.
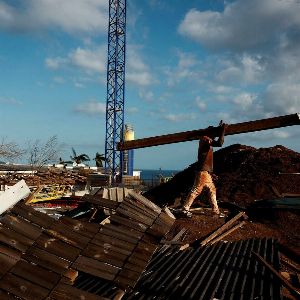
xmin=0 ymin=167 xmax=90 ymax=187
xmin=0 ymin=182 xmax=299 ymax=299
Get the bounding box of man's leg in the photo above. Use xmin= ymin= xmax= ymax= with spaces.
xmin=183 ymin=172 xmax=205 ymax=211
xmin=206 ymin=175 xmax=220 ymax=214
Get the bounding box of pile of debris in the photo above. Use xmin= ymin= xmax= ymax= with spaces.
xmin=0 ymin=167 xmax=90 ymax=187
xmin=0 ymin=181 xmax=299 ymax=299
xmin=0 ymin=137 xmax=299 ymax=299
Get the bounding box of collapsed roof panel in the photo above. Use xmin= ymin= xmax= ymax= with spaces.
xmin=0 ymin=191 xmax=175 ymax=298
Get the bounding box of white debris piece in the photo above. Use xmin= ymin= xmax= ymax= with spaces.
xmin=0 ymin=180 xmax=30 ymax=215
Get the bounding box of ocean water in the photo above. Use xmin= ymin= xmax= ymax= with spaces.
xmin=139 ymin=169 xmax=179 ymax=184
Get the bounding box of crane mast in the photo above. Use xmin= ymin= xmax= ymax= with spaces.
xmin=105 ymin=0 xmax=127 ymax=184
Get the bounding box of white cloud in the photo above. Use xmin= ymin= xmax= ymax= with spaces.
xmin=164 ymin=113 xmax=196 ymax=122
xmin=210 ymin=85 xmax=235 ymax=94
xmin=216 ymin=112 xmax=238 ymax=124
xmin=178 ymin=0 xmax=300 ymax=51
xmin=139 ymin=90 xmax=154 ymax=102
xmin=74 ymin=100 xmax=106 ymax=115
xmin=195 ymin=96 xmax=206 ymax=112
xmin=126 ymin=72 xmax=153 ymax=86
xmin=0 ymin=96 xmax=22 ymax=105
xmin=53 ymin=76 xmax=65 ymax=84
xmin=45 ymin=46 xmax=107 ymax=75
xmin=165 ymin=51 xmax=203 ymax=87
xmin=0 ymin=0 xmax=108 ymax=34
xmin=217 ymin=54 xmax=265 ymax=84
xmin=69 ymin=47 xmax=106 ymax=73
xmin=126 ymin=107 xmax=138 ymax=114
xmin=45 ymin=57 xmax=67 ymax=70
xmin=263 ymin=83 xmax=300 ymax=115
xmin=272 ymin=130 xmax=291 ymax=139
xmin=74 ymin=82 xmax=85 ymax=88
xmin=126 ymin=46 xmax=154 ymax=86
xmin=233 ymin=93 xmax=257 ymax=110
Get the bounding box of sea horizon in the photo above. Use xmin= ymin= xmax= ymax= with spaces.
xmin=137 ymin=168 xmax=179 ymax=181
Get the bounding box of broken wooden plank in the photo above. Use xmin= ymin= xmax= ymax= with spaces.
xmin=104 ymin=223 xmax=144 ymax=240
xmin=123 ymin=262 xmax=147 ymax=274
xmin=99 ymin=226 xmax=140 ymax=245
xmin=35 ymin=233 xmax=81 ymax=261
xmin=117 ymin=202 xmax=155 ymax=225
xmin=85 ymin=240 xmax=132 ymax=257
xmin=127 ymin=253 xmax=152 ymax=267
xmin=59 ymin=216 xmax=100 ymax=238
xmin=11 ymin=203 xmax=54 ymax=229
xmin=82 ymin=243 xmax=128 ymax=267
xmin=127 ymin=190 xmax=162 ymax=213
xmin=208 ymin=221 xmax=246 ymax=245
xmin=0 ymin=244 xmax=22 ymax=260
xmin=110 ymin=214 xmax=148 ymax=232
xmin=162 ymin=228 xmax=187 ymax=252
xmin=115 ymin=275 xmax=136 ymax=290
xmin=93 ymin=233 xmax=136 ymax=253
xmin=47 ymin=222 xmax=91 ymax=249
xmin=0 ymin=225 xmax=34 ymax=252
xmin=0 ymin=214 xmax=42 ymax=240
xmin=281 ymin=258 xmax=300 ymax=274
xmin=116 ymin=268 xmax=141 ymax=284
xmin=49 ymin=283 xmax=109 ymax=300
xmin=22 ymin=246 xmax=72 ymax=276
xmin=0 ymin=253 xmax=19 ymax=279
xmin=124 ymin=198 xmax=159 ymax=219
xmin=82 ymin=195 xmax=119 ymax=210
xmin=252 ymin=252 xmax=300 ymax=298
xmin=0 ymin=289 xmax=18 ymax=300
xmin=118 ymin=113 xmax=300 ymax=150
xmin=10 ymin=260 xmax=60 ymax=290
xmin=116 ymin=206 xmax=154 ymax=226
xmin=200 ymin=212 xmax=246 ymax=247
xmin=0 ymin=273 xmax=49 ymax=300
xmin=73 ymin=256 xmax=120 ymax=281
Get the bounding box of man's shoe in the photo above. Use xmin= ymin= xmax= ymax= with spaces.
xmin=171 ymin=208 xmax=192 ymax=218
xmin=181 ymin=209 xmax=192 ymax=218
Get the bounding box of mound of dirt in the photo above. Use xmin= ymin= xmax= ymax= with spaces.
xmin=144 ymin=144 xmax=300 ymax=207
xmin=144 ymin=143 xmax=300 ymax=253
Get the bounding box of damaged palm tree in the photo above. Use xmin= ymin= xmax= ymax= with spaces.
xmin=70 ymin=147 xmax=90 ymax=165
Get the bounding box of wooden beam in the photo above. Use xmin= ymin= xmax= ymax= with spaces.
xmin=117 ymin=113 xmax=300 ymax=150
xmin=200 ymin=212 xmax=246 ymax=247
xmin=252 ymin=252 xmax=300 ymax=298
xmin=208 ymin=221 xmax=246 ymax=245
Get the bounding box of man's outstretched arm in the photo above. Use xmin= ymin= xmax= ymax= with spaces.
xmin=211 ymin=121 xmax=226 ymax=147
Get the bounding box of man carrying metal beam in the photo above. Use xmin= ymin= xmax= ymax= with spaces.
xmin=179 ymin=121 xmax=227 ymax=218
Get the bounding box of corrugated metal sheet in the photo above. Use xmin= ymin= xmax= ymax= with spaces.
xmin=75 ymin=238 xmax=282 ymax=300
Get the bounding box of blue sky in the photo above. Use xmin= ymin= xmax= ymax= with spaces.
xmin=0 ymin=0 xmax=300 ymax=170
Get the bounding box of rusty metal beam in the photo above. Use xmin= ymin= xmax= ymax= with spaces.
xmin=117 ymin=113 xmax=300 ymax=151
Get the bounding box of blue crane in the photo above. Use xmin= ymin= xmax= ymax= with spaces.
xmin=104 ymin=0 xmax=127 ymax=184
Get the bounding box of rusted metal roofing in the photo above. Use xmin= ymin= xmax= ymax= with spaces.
xmin=75 ymin=238 xmax=282 ymax=300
